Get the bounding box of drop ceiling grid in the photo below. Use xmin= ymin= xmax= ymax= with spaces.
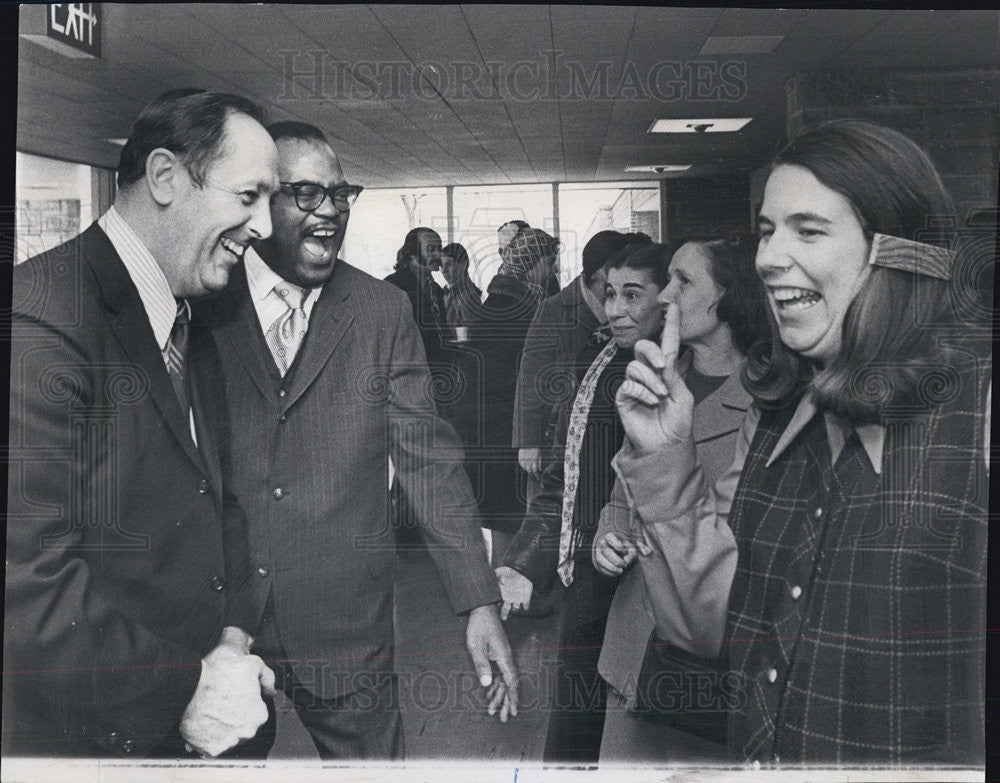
xmin=462 ymin=3 xmax=568 ymax=183
xmin=550 ymin=8 xmax=639 ymax=183
xmin=592 ymin=7 xmax=722 ymax=180
xmin=364 ymin=4 xmax=517 ymax=185
xmin=204 ymin=3 xmax=465 ymax=186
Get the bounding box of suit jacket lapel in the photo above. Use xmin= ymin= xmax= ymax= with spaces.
xmin=83 ymin=224 xmax=209 ymax=475
xmin=282 ymin=261 xmax=355 ymax=412
xmin=209 ymin=265 xmax=276 ymax=403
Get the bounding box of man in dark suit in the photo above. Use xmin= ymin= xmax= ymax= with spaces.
xmin=384 ymin=227 xmax=449 ymax=366
xmin=511 ymin=231 xmax=643 ymax=481
xmin=198 ymin=121 xmax=517 ymax=760
xmin=5 ymin=90 xmax=280 ymax=758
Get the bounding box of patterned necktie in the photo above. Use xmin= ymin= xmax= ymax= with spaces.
xmin=266 ymin=283 xmax=308 ymax=376
xmin=557 ymin=340 xmax=619 ymax=587
xmin=164 ymin=300 xmax=190 ymax=414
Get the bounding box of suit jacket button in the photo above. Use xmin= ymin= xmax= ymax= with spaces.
xmin=121 ymin=739 xmax=135 ymax=754
xmin=272 ymin=487 xmax=284 ymax=500
xmin=198 ymin=479 xmax=210 ymax=494
xmin=108 ymin=731 xmax=119 ymax=744
xmin=278 ymin=414 xmax=287 ymax=423
xmin=257 ymin=566 xmax=269 ymax=577
xmin=209 ymin=576 xmax=225 ymax=592
xmin=279 ymin=388 xmax=287 ymax=397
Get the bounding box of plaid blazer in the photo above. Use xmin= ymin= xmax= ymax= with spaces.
xmin=725 ymin=350 xmax=989 ymax=765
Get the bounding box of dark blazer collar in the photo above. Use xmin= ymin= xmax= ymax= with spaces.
xmin=560 ymin=275 xmax=585 ymax=308
xmin=83 ymin=222 xmax=212 ymax=478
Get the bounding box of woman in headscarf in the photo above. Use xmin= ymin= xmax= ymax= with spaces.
xmin=463 ymin=227 xmax=561 ymax=561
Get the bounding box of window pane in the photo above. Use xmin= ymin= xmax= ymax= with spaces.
xmin=558 ymin=182 xmax=661 ymax=284
xmin=341 ymin=187 xmax=448 ymax=279
xmin=16 ymin=152 xmax=100 ymax=263
xmin=452 ymin=184 xmax=553 ymax=291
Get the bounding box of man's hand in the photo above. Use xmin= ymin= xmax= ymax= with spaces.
xmin=179 ymin=630 xmax=276 ymax=757
xmin=466 ymin=604 xmax=519 ymax=722
xmin=518 ymin=447 xmax=542 ymax=479
xmin=495 ymin=566 xmax=533 ymax=621
xmin=593 ymin=530 xmax=651 ymax=576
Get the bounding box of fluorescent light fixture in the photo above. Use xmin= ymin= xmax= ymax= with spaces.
xmin=625 ymin=164 xmax=692 ymax=173
xmin=648 ymin=118 xmax=753 ymax=134
xmin=699 ymin=36 xmax=784 ymax=55
xmin=106 ymin=138 xmax=128 ymax=146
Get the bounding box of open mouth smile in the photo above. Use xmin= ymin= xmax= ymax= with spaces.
xmin=220 ymin=236 xmax=247 ymax=260
xmin=301 ymin=225 xmax=341 ymax=259
xmin=769 ymin=286 xmax=822 ymax=312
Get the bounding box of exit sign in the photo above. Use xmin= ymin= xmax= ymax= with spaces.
xmin=47 ymin=4 xmax=101 ymax=58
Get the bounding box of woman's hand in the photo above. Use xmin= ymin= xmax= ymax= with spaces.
xmin=616 ymin=302 xmax=694 ymax=454
xmin=593 ymin=530 xmax=650 ymax=576
xmin=517 ymin=447 xmax=542 ymax=478
xmin=495 ymin=566 xmax=534 ymax=621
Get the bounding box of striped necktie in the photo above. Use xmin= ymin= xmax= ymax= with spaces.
xmin=267 ymin=283 xmax=308 ymax=376
xmin=164 ymin=300 xmax=190 ymax=414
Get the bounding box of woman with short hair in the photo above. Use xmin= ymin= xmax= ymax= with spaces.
xmin=593 ymin=236 xmax=769 ymax=763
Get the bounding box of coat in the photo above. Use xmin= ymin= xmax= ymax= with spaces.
xmin=5 ymin=224 xmax=255 ymax=756
xmin=198 ymin=259 xmax=500 ymax=700
xmin=512 ymin=276 xmax=602 ymax=452
xmin=461 ymin=274 xmax=542 ymax=533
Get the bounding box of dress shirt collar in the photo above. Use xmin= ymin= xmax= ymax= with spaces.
xmin=765 ymin=391 xmax=885 ymax=474
xmin=244 ymin=246 xmax=322 ymax=319
xmin=98 ymin=206 xmax=181 ymax=352
xmin=578 ymin=274 xmax=608 ymax=324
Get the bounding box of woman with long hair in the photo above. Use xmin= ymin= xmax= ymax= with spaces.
xmin=613 ymin=119 xmax=989 ymax=765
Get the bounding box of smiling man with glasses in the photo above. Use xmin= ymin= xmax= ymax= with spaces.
xmin=279 ymin=180 xmax=364 ymax=213
xmin=196 ymin=120 xmax=518 ymax=761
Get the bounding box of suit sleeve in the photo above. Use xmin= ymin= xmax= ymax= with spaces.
xmin=613 ymin=408 xmax=757 ymax=658
xmin=501 ymin=388 xmax=572 ymax=593
xmin=5 ymin=310 xmax=203 ymax=755
xmin=512 ymin=305 xmax=560 ymax=449
xmin=386 ymin=297 xmax=501 ymax=614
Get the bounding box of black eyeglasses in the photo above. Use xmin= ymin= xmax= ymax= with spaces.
xmin=279 ymin=181 xmax=364 ymax=213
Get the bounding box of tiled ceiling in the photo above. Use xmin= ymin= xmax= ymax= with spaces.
xmin=17 ymin=5 xmax=1000 ymax=188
